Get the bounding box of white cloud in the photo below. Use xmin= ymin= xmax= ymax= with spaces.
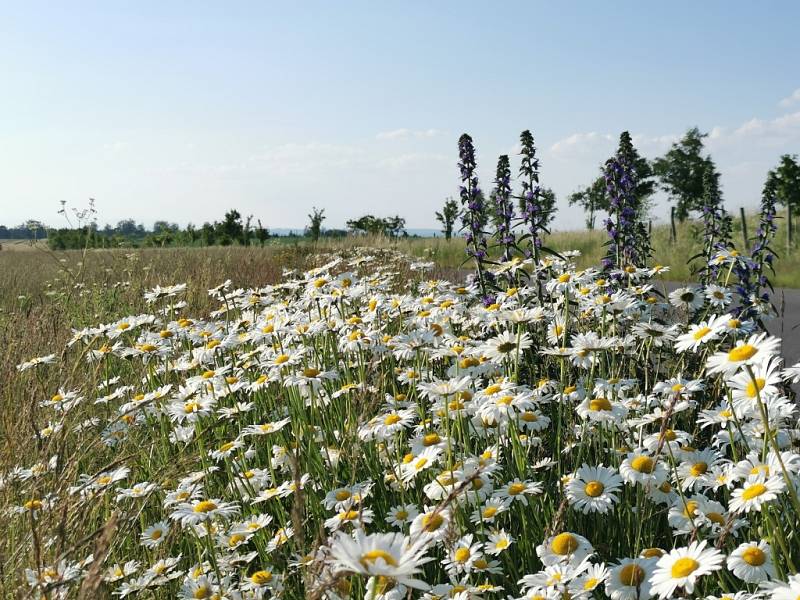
xmin=376 ymin=128 xmax=443 ymax=140
xmin=731 ymin=111 xmax=800 ymax=137
xmin=549 ymin=132 xmax=614 ymax=156
xmin=779 ymin=88 xmax=800 ymax=108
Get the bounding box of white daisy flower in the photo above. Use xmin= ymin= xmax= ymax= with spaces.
xmin=727 ymin=540 xmax=776 ymax=583
xmin=650 ymin=540 xmax=724 ymax=599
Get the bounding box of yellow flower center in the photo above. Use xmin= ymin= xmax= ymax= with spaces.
xmin=584 ymin=481 xmax=604 ymax=497
xmin=274 ymin=354 xmax=289 ymax=365
xmin=521 ymin=411 xmax=538 ymax=422
xmin=193 ymin=500 xmax=218 ymax=513
xmin=683 ymin=500 xmax=699 ymax=517
xmin=303 ymin=367 xmax=320 ymax=378
xmin=422 ymin=513 xmax=444 ymax=531
xmin=360 ymin=550 xmax=398 ymax=568
xmin=707 ymin=511 xmax=725 ymax=525
xmin=690 ymin=462 xmax=708 ymax=476
xmin=745 ymin=378 xmax=766 ymax=398
xmin=384 ymin=414 xmax=401 ymax=426
xmin=589 ymin=397 xmax=612 ymax=411
xmin=742 ymin=483 xmax=767 ymax=500
xmin=728 ymin=344 xmax=757 ymax=362
xmin=670 ymin=557 xmax=699 ymax=578
xmin=551 ymin=533 xmax=579 ymax=555
xmin=455 ymin=547 xmax=471 ymax=563
xmin=250 ymin=570 xmax=273 ymax=584
xmin=508 ymin=482 xmax=526 ymax=495
xmin=482 ymin=506 xmax=498 ymax=518
xmin=742 ymin=546 xmax=766 ymax=566
xmin=692 ymin=326 xmax=711 ymax=341
xmin=335 ymin=490 xmax=351 ymax=501
xmin=619 ymin=564 xmax=645 ymax=586
xmin=631 ymin=456 xmax=655 ymax=474
xmin=423 ymin=433 xmax=441 ymax=446
xmin=193 ymin=585 xmax=211 ymax=599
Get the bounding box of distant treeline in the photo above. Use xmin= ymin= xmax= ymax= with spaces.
xmin=40 ymin=210 xmax=355 ymax=250
xmin=0 ymin=224 xmax=47 ymax=240
xmin=3 ymin=207 xmax=423 ymax=250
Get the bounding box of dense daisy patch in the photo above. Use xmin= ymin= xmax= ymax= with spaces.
xmin=6 ymin=247 xmax=800 ymax=599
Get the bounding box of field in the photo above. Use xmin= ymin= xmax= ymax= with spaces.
xmin=2 ymin=231 xmax=800 ymax=599
xmin=5 ymin=213 xmax=800 ymax=287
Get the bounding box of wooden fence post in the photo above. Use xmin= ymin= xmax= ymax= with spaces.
xmin=670 ymin=207 xmax=677 ymax=244
xmin=740 ymin=207 xmax=749 ymax=250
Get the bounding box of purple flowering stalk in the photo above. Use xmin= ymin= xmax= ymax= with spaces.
xmin=491 ymin=154 xmax=515 ymax=265
xmin=458 ymin=133 xmax=489 ymax=297
xmin=602 ymin=150 xmax=650 ymax=275
xmin=733 ymin=191 xmax=779 ymax=322
xmin=698 ymin=166 xmax=733 ymax=284
xmin=518 ymin=130 xmax=545 ymax=263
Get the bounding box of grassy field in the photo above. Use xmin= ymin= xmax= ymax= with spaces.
xmin=7 ymin=213 xmax=799 ymax=286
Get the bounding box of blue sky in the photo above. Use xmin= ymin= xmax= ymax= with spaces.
xmin=2 ymin=2 xmax=799 ymax=230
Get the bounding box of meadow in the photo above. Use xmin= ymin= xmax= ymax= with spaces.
xmin=2 ymin=223 xmax=800 ymax=599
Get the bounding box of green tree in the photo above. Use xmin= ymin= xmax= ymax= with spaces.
xmin=215 ymin=210 xmax=244 ymax=244
xmin=306 ymin=207 xmax=326 ymax=242
xmin=568 ymin=178 xmax=607 ymax=229
xmin=347 ymin=215 xmax=380 ymax=235
xmin=435 ymin=197 xmax=459 ymax=240
xmin=653 ymin=127 xmax=714 ymax=221
xmin=383 ymin=215 xmax=406 ymax=238
xmin=764 ymin=154 xmax=800 ymax=215
xmin=346 ymin=215 xmax=405 ymax=237
xmin=255 ymin=220 xmax=269 ymax=246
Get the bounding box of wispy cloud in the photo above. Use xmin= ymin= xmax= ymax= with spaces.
xmin=779 ymin=88 xmax=800 ymax=108
xmin=549 ymin=106 xmax=800 ymax=159
xmin=375 ymin=128 xmax=443 ymax=140
xmin=549 ymin=132 xmax=614 ymax=156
